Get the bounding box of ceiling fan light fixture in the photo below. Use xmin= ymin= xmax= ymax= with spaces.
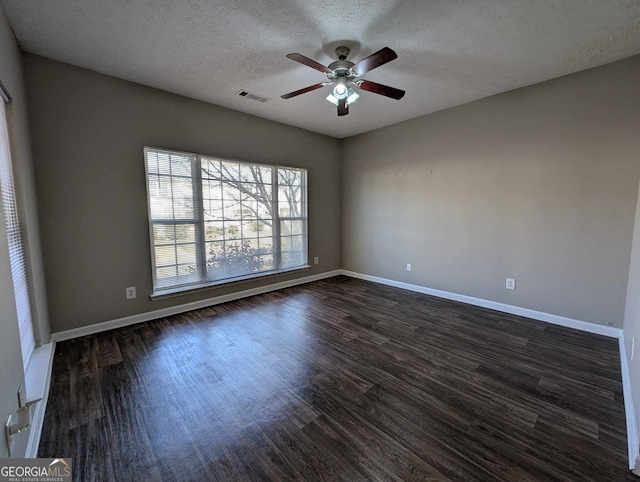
xmin=326 ymin=93 xmax=339 ymax=106
xmin=327 ymin=77 xmax=359 ymax=106
xmin=346 ymin=88 xmax=359 ymax=105
xmin=333 ymin=83 xmax=348 ymax=98
xmin=326 ymin=86 xmax=359 ymax=107
xmin=332 ymin=77 xmax=349 ymax=99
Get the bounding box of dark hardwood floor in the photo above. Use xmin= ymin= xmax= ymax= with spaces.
xmin=39 ymin=276 xmax=639 ymax=481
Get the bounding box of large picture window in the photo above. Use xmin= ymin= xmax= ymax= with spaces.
xmin=145 ymin=147 xmax=308 ymax=294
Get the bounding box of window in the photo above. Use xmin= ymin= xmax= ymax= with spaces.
xmin=145 ymin=147 xmax=308 ymax=294
xmin=0 ymin=96 xmax=36 ymax=370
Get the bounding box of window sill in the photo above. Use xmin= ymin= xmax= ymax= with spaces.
xmin=23 ymin=342 xmax=55 ymax=458
xmin=24 ymin=342 xmax=54 ymax=402
xmin=150 ymin=265 xmax=311 ymax=300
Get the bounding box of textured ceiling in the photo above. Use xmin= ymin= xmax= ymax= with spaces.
xmin=3 ymin=0 xmax=640 ymax=138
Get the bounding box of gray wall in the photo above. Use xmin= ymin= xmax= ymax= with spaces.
xmin=0 ymin=3 xmax=49 ymax=457
xmin=624 ymin=179 xmax=640 ymax=466
xmin=342 ymin=55 xmax=640 ymax=328
xmin=24 ymin=55 xmax=341 ymax=334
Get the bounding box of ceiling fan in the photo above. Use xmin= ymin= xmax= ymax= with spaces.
xmin=281 ymin=46 xmax=405 ymax=116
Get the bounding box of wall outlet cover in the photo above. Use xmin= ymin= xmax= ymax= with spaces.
xmin=506 ymin=278 xmax=516 ymax=290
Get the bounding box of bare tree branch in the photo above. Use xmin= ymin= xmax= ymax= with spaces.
xmin=199 ymin=160 xmax=302 ymax=234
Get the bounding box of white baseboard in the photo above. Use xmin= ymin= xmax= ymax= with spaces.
xmin=25 ymin=341 xmax=56 ymax=458
xmin=340 ymin=270 xmax=623 ymax=338
xmin=51 ymin=270 xmax=342 ymax=342
xmin=620 ymin=337 xmax=640 ymax=470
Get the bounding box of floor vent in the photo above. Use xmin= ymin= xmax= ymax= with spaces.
xmin=237 ymin=90 xmax=269 ymax=103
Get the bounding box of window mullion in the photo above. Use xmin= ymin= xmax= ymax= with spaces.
xmin=194 ymin=155 xmax=206 ymax=283
xmin=272 ymin=166 xmax=281 ymax=270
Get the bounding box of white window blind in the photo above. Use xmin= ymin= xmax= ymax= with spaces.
xmin=0 ymin=99 xmax=36 ymax=370
xmin=145 ymin=147 xmax=308 ymax=294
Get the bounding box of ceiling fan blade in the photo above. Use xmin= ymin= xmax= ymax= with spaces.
xmin=352 ymin=47 xmax=398 ymax=75
xmin=281 ymin=83 xmax=328 ymax=99
xmin=337 ymin=98 xmax=349 ymax=116
xmin=286 ymin=53 xmax=333 ymax=74
xmin=357 ymin=80 xmax=405 ymax=100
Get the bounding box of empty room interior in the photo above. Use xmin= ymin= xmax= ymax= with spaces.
xmin=1 ymin=0 xmax=640 ymax=480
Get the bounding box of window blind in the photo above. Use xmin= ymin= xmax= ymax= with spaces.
xmin=0 ymin=99 xmax=36 ymax=370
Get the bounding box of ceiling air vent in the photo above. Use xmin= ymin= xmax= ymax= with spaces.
xmin=237 ymin=90 xmax=269 ymax=103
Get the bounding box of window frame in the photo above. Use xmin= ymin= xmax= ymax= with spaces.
xmin=144 ymin=147 xmax=309 ymax=298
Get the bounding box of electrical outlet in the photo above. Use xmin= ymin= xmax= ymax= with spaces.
xmin=314 ymin=256 xmax=319 ymax=265
xmin=406 ymin=263 xmax=412 ymax=272
xmin=125 ymin=287 xmax=136 ymax=300
xmin=506 ymin=278 xmax=516 ymax=290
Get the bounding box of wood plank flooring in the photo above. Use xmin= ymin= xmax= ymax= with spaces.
xmin=39 ymin=276 xmax=639 ymax=481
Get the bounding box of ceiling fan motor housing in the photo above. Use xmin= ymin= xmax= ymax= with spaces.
xmin=327 ymin=46 xmax=358 ymax=81
xmin=335 ymin=46 xmax=350 ymax=60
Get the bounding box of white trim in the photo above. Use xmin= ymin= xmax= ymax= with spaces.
xmin=51 ymin=270 xmax=341 ymax=342
xmin=620 ymin=336 xmax=640 ymax=470
xmin=25 ymin=342 xmax=55 ymax=458
xmin=340 ymin=270 xmax=623 ymax=338
xmin=150 ymin=265 xmax=311 ymax=299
